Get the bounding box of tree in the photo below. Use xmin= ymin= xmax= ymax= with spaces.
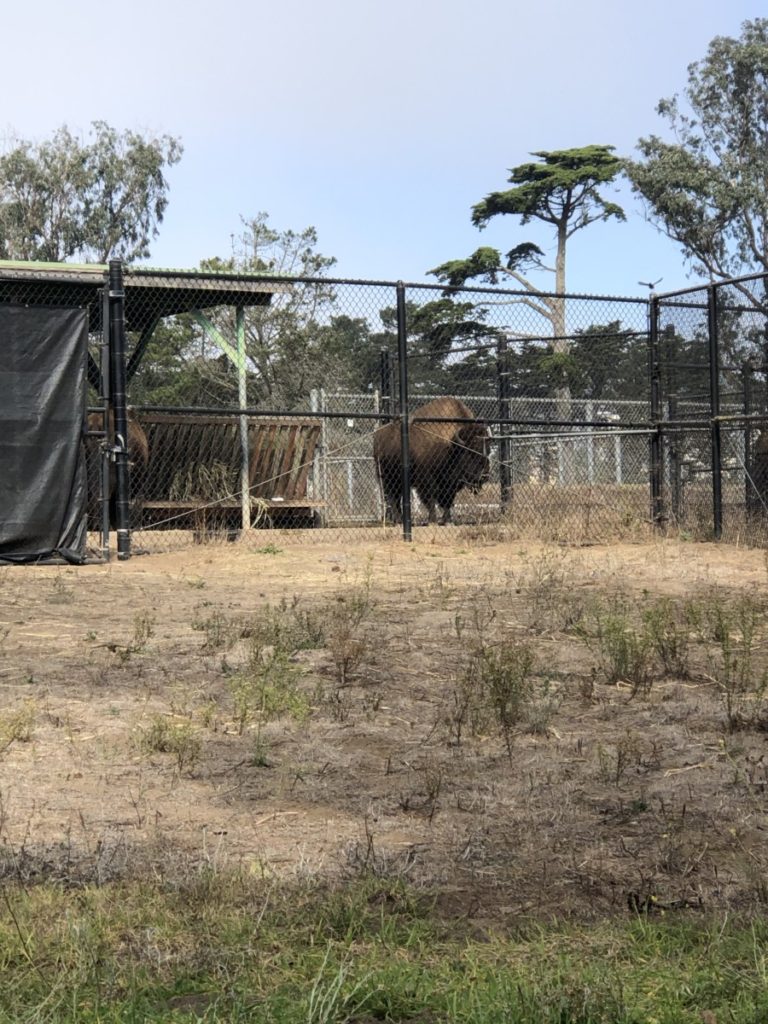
xmin=199 ymin=213 xmax=339 ymax=408
xmin=429 ymin=146 xmax=625 ymax=347
xmin=625 ymin=19 xmax=768 ymax=287
xmin=0 ymin=121 xmax=182 ymax=263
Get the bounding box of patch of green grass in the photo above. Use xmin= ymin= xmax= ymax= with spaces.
xmin=0 ymin=875 xmax=767 ymax=1022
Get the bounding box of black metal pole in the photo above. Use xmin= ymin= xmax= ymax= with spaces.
xmin=649 ymin=296 xmax=664 ymax=529
xmin=664 ymin=325 xmax=681 ymax=523
xmin=708 ymin=285 xmax=723 ymax=539
xmin=396 ymin=281 xmax=412 ymax=541
xmin=743 ymin=363 xmax=754 ymax=515
xmin=497 ymin=336 xmax=512 ymax=509
xmin=109 ymin=259 xmax=131 ymax=560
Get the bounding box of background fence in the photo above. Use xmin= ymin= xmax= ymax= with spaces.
xmin=5 ymin=261 xmax=768 ymax=556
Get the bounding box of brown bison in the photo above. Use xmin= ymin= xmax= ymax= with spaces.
xmin=85 ymin=408 xmax=149 ymax=529
xmin=373 ymin=397 xmax=491 ymax=525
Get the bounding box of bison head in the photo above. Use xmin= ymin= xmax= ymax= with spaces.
xmin=456 ymin=422 xmax=491 ymax=493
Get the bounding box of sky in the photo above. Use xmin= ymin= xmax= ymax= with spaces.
xmin=3 ymin=0 xmax=766 ymax=298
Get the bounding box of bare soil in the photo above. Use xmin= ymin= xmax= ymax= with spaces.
xmin=1 ymin=534 xmax=768 ymax=924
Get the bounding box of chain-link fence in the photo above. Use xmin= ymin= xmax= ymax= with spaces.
xmin=0 ymin=261 xmax=660 ymax=555
xmin=118 ymin=273 xmax=652 ymax=549
xmin=652 ymin=273 xmax=768 ymax=544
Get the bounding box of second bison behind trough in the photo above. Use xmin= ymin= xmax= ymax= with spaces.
xmin=373 ymin=397 xmax=492 ymax=525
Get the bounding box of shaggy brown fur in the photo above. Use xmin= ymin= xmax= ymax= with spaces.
xmin=373 ymin=397 xmax=490 ymax=525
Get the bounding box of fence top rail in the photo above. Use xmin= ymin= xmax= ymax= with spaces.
xmin=140 ymin=413 xmax=322 ymax=428
xmin=655 ymin=270 xmax=768 ymax=302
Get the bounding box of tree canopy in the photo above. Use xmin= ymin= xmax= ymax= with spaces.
xmin=0 ymin=121 xmax=182 ymax=263
xmin=429 ymin=146 xmax=625 ymax=345
xmin=625 ymin=18 xmax=768 ymax=286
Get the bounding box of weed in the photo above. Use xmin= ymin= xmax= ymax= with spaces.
xmin=643 ymin=596 xmax=691 ymax=678
xmin=229 ymin=640 xmax=310 ymax=764
xmin=247 ymin=595 xmax=325 ymax=655
xmin=515 ymin=547 xmax=582 ymax=634
xmin=0 ymin=701 xmax=36 ymax=753
xmin=254 ymin=543 xmax=283 ymax=555
xmin=399 ymin=757 xmax=444 ymax=823
xmin=523 ymin=677 xmax=561 ymax=736
xmin=461 ymin=639 xmax=536 ymax=757
xmin=581 ymin=597 xmax=655 ymax=697
xmin=49 ymin=573 xmax=73 ymax=603
xmin=139 ymin=715 xmax=202 ymax=772
xmin=192 ymin=608 xmax=241 ymax=651
xmin=132 ymin=609 xmax=155 ymax=650
xmin=596 ymin=730 xmax=662 ymax=786
xmin=326 ymin=575 xmax=376 ymax=687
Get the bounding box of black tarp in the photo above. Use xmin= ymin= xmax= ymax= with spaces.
xmin=0 ymin=305 xmax=89 ymax=563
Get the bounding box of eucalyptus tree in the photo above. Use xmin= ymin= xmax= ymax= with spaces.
xmin=0 ymin=121 xmax=182 ymax=263
xmin=626 ymin=20 xmax=768 ymax=286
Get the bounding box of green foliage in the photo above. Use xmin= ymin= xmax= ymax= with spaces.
xmin=130 ymin=212 xmax=391 ymax=407
xmin=229 ymin=643 xmax=309 ymax=743
xmin=429 ymin=145 xmax=625 ymax=319
xmin=2 ymin=877 xmax=768 ymax=1022
xmin=582 ymin=597 xmax=655 ymax=696
xmin=470 ymin=145 xmax=626 ymax=231
xmin=0 ymin=121 xmax=182 ymax=263
xmin=642 ymin=597 xmax=691 ymax=679
xmin=625 ymin=18 xmax=768 ymax=284
xmin=140 ymin=715 xmax=202 ymax=772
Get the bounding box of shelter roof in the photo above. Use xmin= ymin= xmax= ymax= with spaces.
xmin=0 ymin=260 xmax=291 ymax=333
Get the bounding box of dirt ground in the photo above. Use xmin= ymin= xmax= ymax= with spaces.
xmin=2 ymin=532 xmax=768 ymax=924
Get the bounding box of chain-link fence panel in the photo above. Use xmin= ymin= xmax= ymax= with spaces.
xmin=126 ymin=274 xmax=400 ymax=549
xmin=389 ymin=283 xmax=652 ymax=541
xmin=654 ymin=274 xmax=768 ymax=542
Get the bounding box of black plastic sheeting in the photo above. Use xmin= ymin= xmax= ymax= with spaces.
xmin=0 ymin=305 xmax=89 ymax=563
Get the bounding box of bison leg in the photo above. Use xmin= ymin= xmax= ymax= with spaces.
xmin=386 ymin=494 xmax=402 ymax=524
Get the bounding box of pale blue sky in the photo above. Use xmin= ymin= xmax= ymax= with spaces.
xmin=4 ymin=1 xmax=765 ymax=296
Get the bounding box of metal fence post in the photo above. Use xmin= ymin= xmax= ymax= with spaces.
xmin=743 ymin=363 xmax=754 ymax=515
xmin=396 ymin=281 xmax=412 ymax=541
xmin=235 ymin=306 xmax=251 ymax=533
xmin=664 ymin=325 xmax=681 ymax=523
xmin=708 ymin=284 xmax=723 ymax=539
xmin=497 ymin=336 xmax=512 ymax=508
xmin=649 ymin=295 xmax=664 ymax=530
xmin=108 ymin=259 xmax=131 ymax=560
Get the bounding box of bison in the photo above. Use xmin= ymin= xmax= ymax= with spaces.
xmin=373 ymin=397 xmax=491 ymax=525
xmin=85 ymin=408 xmax=149 ymax=529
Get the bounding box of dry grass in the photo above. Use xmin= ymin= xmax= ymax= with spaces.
xmin=2 ymin=536 xmax=768 ymax=925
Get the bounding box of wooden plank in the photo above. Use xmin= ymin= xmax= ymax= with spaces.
xmin=292 ymin=425 xmax=321 ymax=498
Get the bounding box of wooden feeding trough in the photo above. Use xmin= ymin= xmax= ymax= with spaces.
xmin=137 ymin=413 xmax=324 ymax=533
